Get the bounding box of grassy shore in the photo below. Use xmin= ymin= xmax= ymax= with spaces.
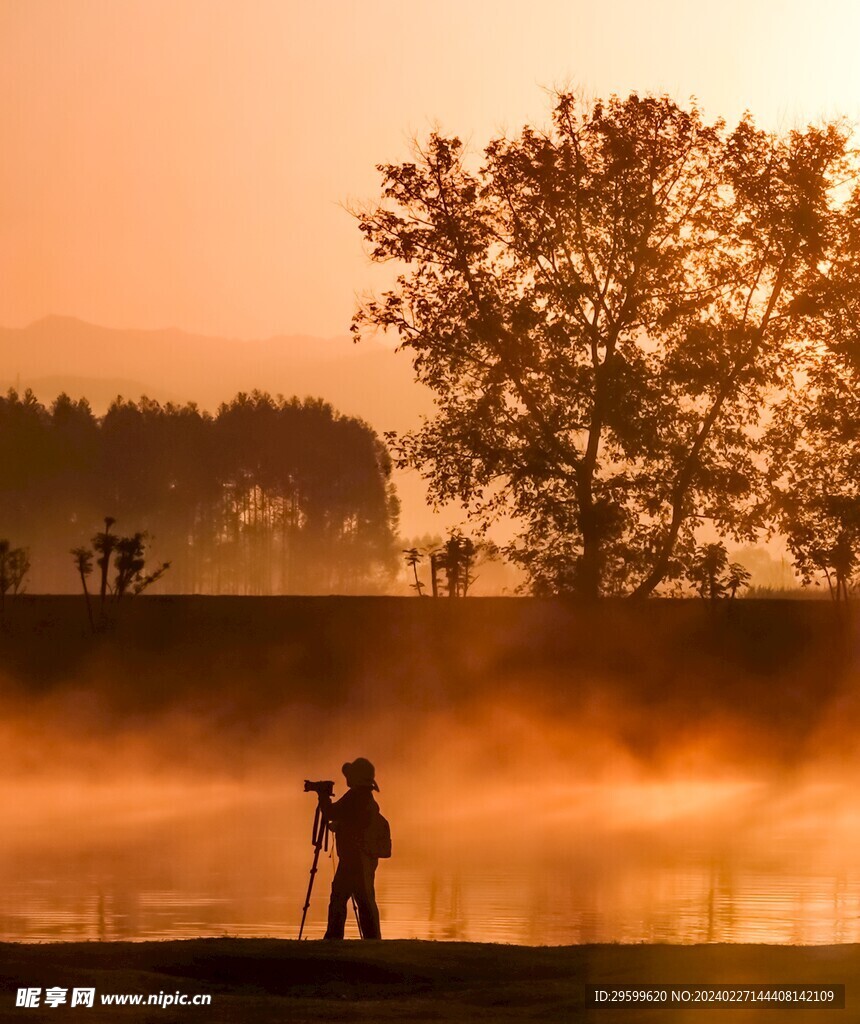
xmin=0 ymin=939 xmax=855 ymax=1023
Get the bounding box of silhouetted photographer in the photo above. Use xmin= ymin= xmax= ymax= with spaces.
xmin=301 ymin=758 xmax=390 ymax=940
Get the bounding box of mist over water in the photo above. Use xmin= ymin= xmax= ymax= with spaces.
xmin=1 ymin=597 xmax=858 ymax=944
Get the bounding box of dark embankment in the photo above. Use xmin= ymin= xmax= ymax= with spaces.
xmin=0 ymin=938 xmax=855 ymax=1023
xmin=0 ymin=597 xmax=855 ymax=763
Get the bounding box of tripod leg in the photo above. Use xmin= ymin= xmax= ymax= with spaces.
xmin=298 ymin=839 xmax=323 ymax=940
xmin=299 ymin=809 xmax=330 ymax=940
xmin=351 ymin=896 xmax=363 ymax=939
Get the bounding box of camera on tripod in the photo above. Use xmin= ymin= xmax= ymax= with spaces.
xmin=299 ymin=778 xmax=336 ymax=939
xmin=304 ymin=779 xmax=334 ymax=797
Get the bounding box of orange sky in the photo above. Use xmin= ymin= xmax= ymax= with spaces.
xmin=2 ymin=0 xmax=860 ymax=340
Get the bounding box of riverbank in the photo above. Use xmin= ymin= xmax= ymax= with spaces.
xmin=0 ymin=938 xmax=854 ymax=1022
xmin=0 ymin=597 xmax=854 ymax=737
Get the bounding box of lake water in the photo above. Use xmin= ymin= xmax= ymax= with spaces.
xmin=2 ymin=776 xmax=859 ymax=945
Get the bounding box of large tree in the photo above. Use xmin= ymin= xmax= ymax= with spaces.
xmin=354 ymin=92 xmax=849 ymax=597
xmin=765 ymin=186 xmax=860 ymax=600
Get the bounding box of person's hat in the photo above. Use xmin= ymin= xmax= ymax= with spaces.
xmin=342 ymin=757 xmax=379 ymax=791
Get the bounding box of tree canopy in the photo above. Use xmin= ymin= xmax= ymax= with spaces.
xmin=354 ymin=91 xmax=853 ymax=598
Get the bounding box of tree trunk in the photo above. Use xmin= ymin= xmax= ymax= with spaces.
xmin=79 ymin=573 xmax=95 ymax=632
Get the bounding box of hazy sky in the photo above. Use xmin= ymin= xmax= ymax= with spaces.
xmin=2 ymin=0 xmax=860 ymax=340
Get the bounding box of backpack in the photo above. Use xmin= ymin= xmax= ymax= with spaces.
xmin=363 ymin=809 xmax=392 ymax=859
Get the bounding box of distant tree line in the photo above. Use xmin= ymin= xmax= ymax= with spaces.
xmin=355 ymin=90 xmax=860 ymax=600
xmin=0 ymin=389 xmax=399 ymax=594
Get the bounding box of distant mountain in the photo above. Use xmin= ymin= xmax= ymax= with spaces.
xmin=0 ymin=375 xmax=183 ymax=412
xmin=0 ymin=315 xmax=431 ymax=431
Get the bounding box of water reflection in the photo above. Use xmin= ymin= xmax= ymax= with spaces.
xmin=2 ymin=717 xmax=859 ymax=947
xmin=3 ymin=806 xmax=860 ymax=944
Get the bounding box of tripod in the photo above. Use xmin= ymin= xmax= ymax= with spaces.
xmin=298 ymin=798 xmax=363 ymax=939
